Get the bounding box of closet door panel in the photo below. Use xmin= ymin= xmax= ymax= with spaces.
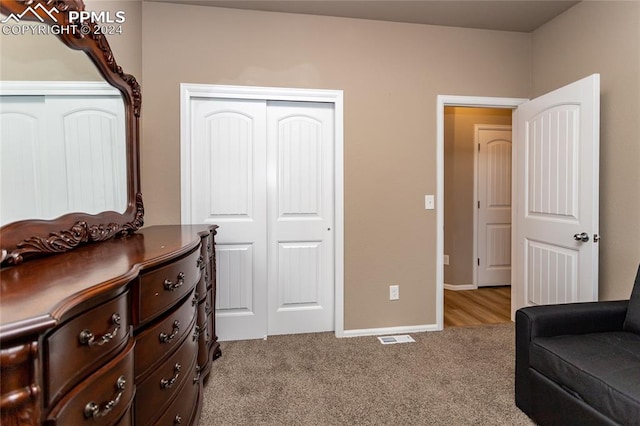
xmin=190 ymin=98 xmax=268 ymax=341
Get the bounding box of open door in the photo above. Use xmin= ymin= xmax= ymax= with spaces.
xmin=512 ymin=74 xmax=600 ymax=316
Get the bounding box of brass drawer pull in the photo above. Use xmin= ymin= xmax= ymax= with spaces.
xmin=193 ymin=365 xmax=202 ymax=384
xmin=79 ymin=313 xmax=121 ymax=347
xmin=159 ymin=320 xmax=180 ymax=344
xmin=160 ymin=363 xmax=181 ymax=389
xmin=83 ymin=375 xmax=126 ymax=419
xmin=164 ymin=272 xmax=185 ymax=291
xmin=174 ymin=414 xmax=183 ymax=425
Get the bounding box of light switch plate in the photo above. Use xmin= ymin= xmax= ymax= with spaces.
xmin=425 ymin=195 xmax=435 ymax=210
xmin=389 ymin=285 xmax=399 ymax=300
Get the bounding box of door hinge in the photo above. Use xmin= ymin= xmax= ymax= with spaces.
xmin=478 ymin=200 xmax=480 ymax=209
xmin=478 ymin=143 xmax=480 ymax=152
xmin=477 ymin=258 xmax=480 ymax=266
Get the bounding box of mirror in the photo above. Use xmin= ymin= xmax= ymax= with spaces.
xmin=0 ymin=0 xmax=143 ymax=265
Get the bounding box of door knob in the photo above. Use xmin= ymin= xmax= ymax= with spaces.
xmin=573 ymin=232 xmax=590 ymax=242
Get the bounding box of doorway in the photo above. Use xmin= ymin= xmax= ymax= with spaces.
xmin=435 ymin=96 xmax=527 ymax=330
xmin=443 ymin=107 xmax=513 ymax=326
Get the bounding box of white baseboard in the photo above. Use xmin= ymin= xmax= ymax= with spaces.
xmin=444 ymin=283 xmax=477 ymax=291
xmin=341 ymin=323 xmax=439 ymax=338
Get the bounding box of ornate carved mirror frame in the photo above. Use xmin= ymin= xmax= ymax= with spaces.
xmin=0 ymin=0 xmax=143 ymax=266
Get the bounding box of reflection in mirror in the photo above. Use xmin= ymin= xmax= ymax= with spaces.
xmin=0 ymin=13 xmax=128 ymax=226
xmin=0 ymin=0 xmax=143 ymax=265
xmin=1 ymin=82 xmax=127 ymax=225
xmin=0 ymin=11 xmax=102 ymax=81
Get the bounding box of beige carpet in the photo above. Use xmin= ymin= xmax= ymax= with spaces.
xmin=200 ymin=324 xmax=534 ymax=425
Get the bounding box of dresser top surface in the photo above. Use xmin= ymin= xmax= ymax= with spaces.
xmin=0 ymin=225 xmax=215 ymax=341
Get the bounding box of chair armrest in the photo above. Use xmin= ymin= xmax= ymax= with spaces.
xmin=516 ymin=300 xmax=629 ymax=339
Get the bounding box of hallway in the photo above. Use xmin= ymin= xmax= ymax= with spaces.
xmin=444 ymin=287 xmax=511 ymax=327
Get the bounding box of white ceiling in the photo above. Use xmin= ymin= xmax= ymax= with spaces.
xmin=146 ymin=0 xmax=581 ymax=33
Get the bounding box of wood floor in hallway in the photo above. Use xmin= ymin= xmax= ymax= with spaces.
xmin=444 ymin=286 xmax=512 ymax=327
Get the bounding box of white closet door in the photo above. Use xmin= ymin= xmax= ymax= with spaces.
xmin=0 ymin=92 xmax=125 ymax=225
xmin=190 ymin=98 xmax=269 ymax=341
xmin=0 ymin=96 xmax=47 ymax=224
xmin=267 ymin=101 xmax=334 ymax=335
xmin=187 ymin=97 xmax=335 ymax=340
xmin=49 ymin=95 xmax=127 ymax=215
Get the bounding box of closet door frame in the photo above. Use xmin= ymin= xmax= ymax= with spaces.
xmin=180 ymin=84 xmax=345 ymax=337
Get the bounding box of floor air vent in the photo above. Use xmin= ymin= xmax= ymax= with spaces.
xmin=377 ymin=335 xmax=415 ymax=345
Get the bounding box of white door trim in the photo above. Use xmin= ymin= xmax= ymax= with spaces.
xmin=436 ymin=95 xmax=527 ymax=330
xmin=180 ymin=83 xmax=345 ymax=338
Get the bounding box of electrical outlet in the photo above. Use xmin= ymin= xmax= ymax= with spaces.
xmin=389 ymin=285 xmax=399 ymax=300
xmin=443 ymin=254 xmax=450 ymax=265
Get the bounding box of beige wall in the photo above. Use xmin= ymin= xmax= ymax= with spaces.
xmin=531 ymin=1 xmax=640 ymax=300
xmin=140 ymin=3 xmax=530 ymax=330
xmin=444 ymin=107 xmax=512 ymax=286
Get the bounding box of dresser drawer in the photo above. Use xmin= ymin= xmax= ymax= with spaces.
xmin=46 ymin=339 xmax=135 ymax=426
xmin=155 ymin=362 xmax=201 ymax=426
xmin=137 ymin=248 xmax=201 ymax=324
xmin=135 ymin=322 xmax=199 ymax=425
xmin=116 ymin=404 xmax=133 ymax=426
xmin=46 ymin=291 xmax=130 ymax=406
xmin=135 ymin=290 xmax=197 ymax=378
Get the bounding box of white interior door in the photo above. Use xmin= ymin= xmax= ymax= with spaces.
xmin=267 ymin=101 xmax=334 ymax=335
xmin=476 ymin=125 xmax=512 ymax=287
xmin=187 ymin=97 xmax=335 ymax=340
xmin=513 ymin=74 xmax=600 ymax=314
xmin=190 ymin=98 xmax=269 ymax=341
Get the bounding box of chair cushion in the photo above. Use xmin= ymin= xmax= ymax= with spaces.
xmin=530 ymin=331 xmax=640 ymax=425
xmin=623 ymin=264 xmax=640 ymax=334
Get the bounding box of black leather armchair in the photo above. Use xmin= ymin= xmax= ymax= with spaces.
xmin=515 ymin=266 xmax=640 ymax=425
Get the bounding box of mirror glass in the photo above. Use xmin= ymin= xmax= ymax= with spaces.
xmin=0 ymin=19 xmax=127 ymax=226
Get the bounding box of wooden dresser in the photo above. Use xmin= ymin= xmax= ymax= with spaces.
xmin=0 ymin=225 xmax=220 ymax=425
